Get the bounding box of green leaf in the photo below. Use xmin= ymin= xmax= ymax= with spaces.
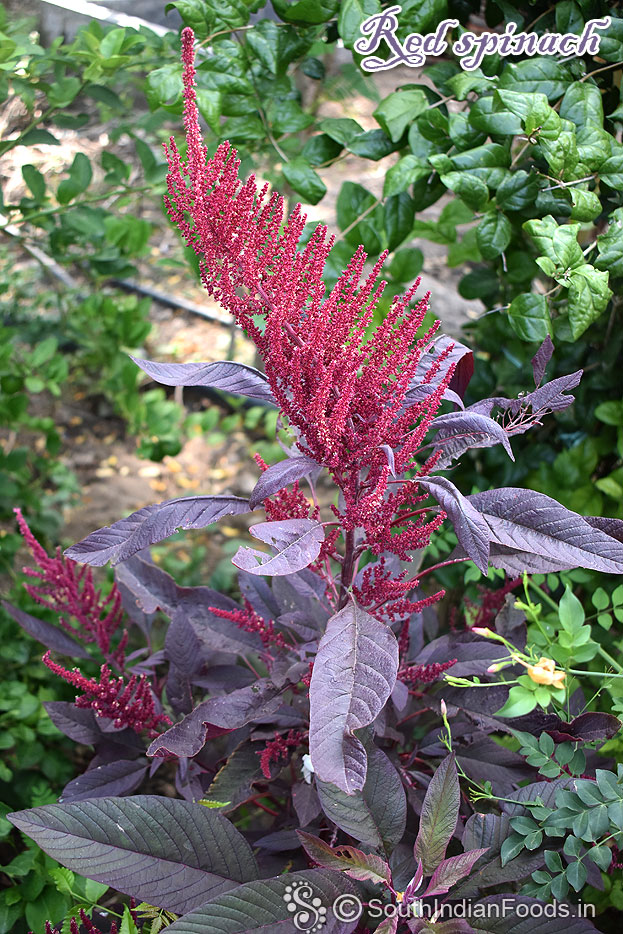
xmin=302 ymin=134 xmax=342 ymax=167
xmin=414 ymin=753 xmax=459 ymax=874
xmin=388 ymin=247 xmax=423 ymax=282
xmin=338 ymin=0 xmax=381 ymax=47
xmin=592 ymin=587 xmax=610 ymax=610
xmin=496 ymin=686 xmax=538 ymax=718
xmin=57 ymin=152 xmax=92 ymax=204
xmin=384 ymin=192 xmax=414 ymax=251
xmin=49 ymin=866 xmax=74 ymax=896
xmin=46 ymin=77 xmax=82 ymax=109
xmin=196 ymin=89 xmax=221 ymax=135
xmin=347 ymin=129 xmax=395 ymax=160
xmin=25 ymin=887 xmax=69 ymax=934
xmin=281 ymin=159 xmax=326 ymax=204
xmin=318 ymin=118 xmax=363 ymax=146
xmin=596 ymin=207 xmax=623 ymax=278
xmin=384 ymin=154 xmax=428 ymax=197
xmin=120 ymin=904 xmax=139 ymax=934
xmin=566 ymin=860 xmax=587 ymax=892
xmin=500 ymin=833 xmax=526 ymax=866
xmin=589 ymin=845 xmax=614 ymax=872
xmin=165 ymin=0 xmax=214 ymax=39
xmin=569 ymin=188 xmax=602 ymax=222
xmin=336 ymin=181 xmax=382 ymax=252
xmin=476 ymin=211 xmax=511 ymax=260
xmin=495 ymin=170 xmax=538 ymax=211
xmin=469 ymin=96 xmax=523 ymax=136
xmin=21 ymin=164 xmax=46 ymax=202
xmin=21 ymin=129 xmax=59 ymax=146
xmin=374 ymin=88 xmax=428 ymax=143
xmin=100 ymin=27 xmax=126 ymax=59
xmin=269 ymin=99 xmax=314 ymax=136
xmin=508 ymin=293 xmax=551 ymax=343
xmin=498 ymin=59 xmax=573 ymax=101
xmin=146 ymin=64 xmax=183 ymax=108
xmin=440 ymin=171 xmax=488 ymax=210
xmin=560 ymin=82 xmax=603 ymax=128
xmin=523 ymin=216 xmax=584 ymax=278
xmin=559 ymin=586 xmax=585 ymax=631
xmin=568 ymin=264 xmax=612 ymax=338
xmin=595 ymin=401 xmax=623 ymax=425
xmin=272 ymin=0 xmax=339 ymax=24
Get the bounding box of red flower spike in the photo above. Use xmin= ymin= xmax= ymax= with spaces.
xmin=42 ymin=652 xmax=170 ymax=737
xmin=258 ymin=729 xmax=305 ymax=779
xmin=208 ymin=600 xmax=287 ymax=650
xmin=14 ymin=508 xmax=127 ymax=664
xmin=165 ymin=29 xmax=462 ymax=617
xmin=398 ymin=659 xmax=458 ymax=685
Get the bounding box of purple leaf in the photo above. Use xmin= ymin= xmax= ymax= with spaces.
xmin=232 ymin=518 xmax=324 ymax=577
xmin=309 ymin=603 xmax=399 ymax=793
xmin=115 ymin=554 xmax=261 ymax=655
xmin=165 ymin=612 xmax=203 ymax=715
xmin=43 ymin=702 xmax=144 ymax=750
xmin=467 ymin=488 xmax=623 ymax=574
xmin=429 ymin=411 xmax=514 ymax=467
xmin=249 ymin=456 xmax=321 ymax=510
xmin=419 ymin=477 xmax=491 ymax=574
xmin=130 ymin=357 xmax=276 ymax=405
xmin=531 ymin=336 xmax=554 ymax=387
xmin=418 ymin=334 xmax=474 ymax=397
xmin=60 ymin=759 xmax=148 ymax=801
xmin=422 ymin=848 xmax=490 ymax=897
xmin=525 ymin=369 xmax=583 ymax=416
xmin=317 ymin=743 xmax=406 ymax=849
xmin=66 ymin=495 xmax=251 ymax=566
xmin=297 ymin=831 xmax=392 ymax=884
xmin=543 ymin=712 xmax=622 ymax=744
xmin=238 ymin=571 xmax=282 ymax=620
xmin=584 ymin=515 xmax=623 ymax=543
xmin=8 ymin=795 xmax=258 ymax=915
xmin=380 ymin=445 xmax=397 ymax=477
xmin=402 ymin=383 xmax=465 ymax=411
xmin=414 ymin=753 xmax=460 ymax=874
xmin=202 ymin=741 xmax=265 ymax=812
xmin=2 ymin=600 xmax=91 ymax=659
xmin=469 ymin=370 xmax=583 ymax=427
xmin=450 ymin=541 xmax=571 ymax=576
xmin=293 ymin=782 xmax=322 ymax=827
xmin=147 ymin=680 xmax=285 ymax=758
xmin=163 ymin=869 xmax=359 ymax=934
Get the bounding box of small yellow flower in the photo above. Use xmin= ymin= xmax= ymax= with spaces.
xmin=527 ymin=657 xmax=566 ymax=686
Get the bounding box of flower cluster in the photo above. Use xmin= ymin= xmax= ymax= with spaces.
xmin=42 ymin=652 xmax=170 ymax=736
xmin=398 ymin=659 xmax=457 ymax=685
xmin=208 ymin=599 xmax=287 ymax=650
xmin=354 ymin=557 xmax=444 ymax=624
xmin=164 ymin=28 xmax=455 ymax=575
xmin=37 ymin=909 xmax=118 ymax=934
xmin=15 ymin=508 xmax=127 ymax=665
xmin=465 ymin=575 xmax=522 ymax=630
xmin=258 ymin=730 xmax=305 ymax=779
